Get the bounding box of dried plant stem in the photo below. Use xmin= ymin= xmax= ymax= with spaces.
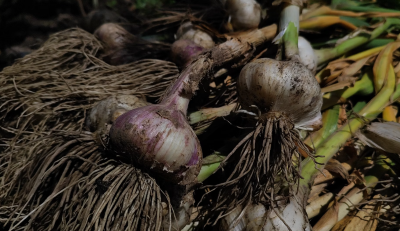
xmin=306 ymin=193 xmax=334 ymax=219
xmin=313 ymin=157 xmax=392 ymax=231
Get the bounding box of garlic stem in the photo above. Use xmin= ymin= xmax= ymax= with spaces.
xmin=346 ymin=45 xmax=385 ymax=60
xmin=280 ymin=4 xmax=300 ymax=60
xmin=280 ymin=4 xmax=300 ymax=34
xmin=198 ymin=159 xmax=224 ymax=182
xmin=283 ymin=22 xmax=299 ymax=60
xmin=304 ymin=105 xmax=340 ymax=149
xmin=341 ymin=71 xmax=374 ymax=99
xmin=188 ymin=103 xmax=237 ymax=124
xmin=315 ymin=18 xmax=400 ymax=64
xmin=373 ymin=42 xmax=400 ymax=93
xmin=322 ymin=71 xmax=374 ymax=110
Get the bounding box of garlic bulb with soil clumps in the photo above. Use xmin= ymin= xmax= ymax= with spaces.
xmin=85 ymin=95 xmax=149 ymax=143
xmin=223 ymin=0 xmax=262 ymax=30
xmin=172 ymin=22 xmax=214 ymax=68
xmin=203 ymin=19 xmax=322 ymax=227
xmin=176 ymin=22 xmax=215 ymax=49
xmin=223 ymin=56 xmax=321 ymax=209
xmin=238 ymin=58 xmax=322 ymax=130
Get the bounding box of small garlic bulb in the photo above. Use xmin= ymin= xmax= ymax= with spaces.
xmin=237 ymin=58 xmax=322 ymax=130
xmin=264 ymin=196 xmax=311 ymax=231
xmin=298 ymin=36 xmax=318 ymax=74
xmin=224 ymin=0 xmax=262 ymax=30
xmin=171 ymin=39 xmax=205 ymax=68
xmin=86 ymin=95 xmax=148 ymax=133
xmin=176 ymin=22 xmax=215 ymax=49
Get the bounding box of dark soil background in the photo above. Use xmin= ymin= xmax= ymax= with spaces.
xmin=0 ymin=0 xmax=200 ymax=70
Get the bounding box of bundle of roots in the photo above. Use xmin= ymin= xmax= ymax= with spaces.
xmin=0 ymin=131 xmax=166 ymax=231
xmin=199 ymin=113 xmax=310 ymax=226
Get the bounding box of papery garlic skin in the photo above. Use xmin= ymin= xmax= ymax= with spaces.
xmin=298 ymin=36 xmax=317 ymax=74
xmin=225 ymin=0 xmax=261 ymax=30
xmin=237 ymin=58 xmax=323 ymax=130
xmin=176 ymin=22 xmax=215 ymax=49
xmin=109 ymin=105 xmax=202 ymax=184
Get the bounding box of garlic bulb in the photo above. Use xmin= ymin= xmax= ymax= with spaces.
xmin=171 ymin=39 xmax=205 ymax=68
xmin=109 ymin=104 xmax=202 ymax=185
xmin=298 ymin=36 xmax=318 ymax=74
xmin=86 ymin=95 xmax=148 ymax=133
xmin=176 ymin=22 xmax=215 ymax=49
xmin=264 ymin=197 xmax=311 ymax=231
xmin=238 ymin=58 xmax=322 ymax=130
xmin=221 ymin=195 xmax=311 ymax=231
xmin=94 ymin=23 xmax=128 ymax=51
xmin=209 ymin=58 xmax=322 ymax=229
xmin=224 ymin=0 xmax=262 ymax=30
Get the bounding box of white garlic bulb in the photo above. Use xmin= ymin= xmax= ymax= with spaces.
xmin=224 ymin=0 xmax=262 ymax=30
xmin=298 ymin=36 xmax=318 ymax=74
xmin=176 ymin=22 xmax=215 ymax=49
xmin=86 ymin=95 xmax=148 ymax=133
xmin=237 ymin=58 xmax=323 ymax=130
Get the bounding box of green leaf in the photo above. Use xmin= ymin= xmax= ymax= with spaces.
xmin=106 ymin=0 xmax=117 ymax=8
xmin=340 ymin=16 xmax=370 ymax=27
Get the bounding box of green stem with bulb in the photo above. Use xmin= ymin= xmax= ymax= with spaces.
xmin=280 ymin=4 xmax=300 ymax=60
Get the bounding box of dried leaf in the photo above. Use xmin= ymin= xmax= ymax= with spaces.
xmin=356 ymin=122 xmax=400 ymax=154
xmin=325 ymin=159 xmax=350 ymax=181
xmin=341 ymin=56 xmax=371 ymax=77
